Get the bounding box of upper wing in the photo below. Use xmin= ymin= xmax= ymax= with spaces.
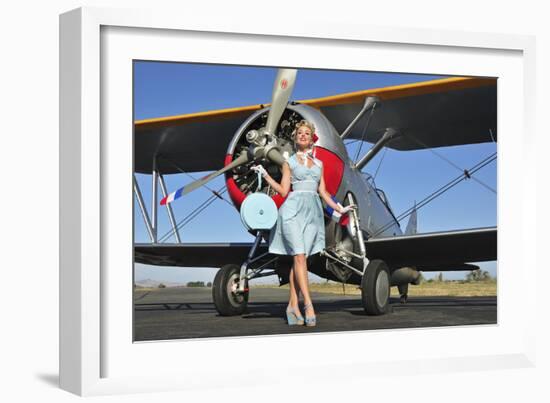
xmin=134 ymin=76 xmax=496 ymax=174
xmin=364 ymin=226 xmax=497 ymax=269
xmin=135 ymin=105 xmax=264 ymax=174
xmin=304 ymin=76 xmax=497 ymax=150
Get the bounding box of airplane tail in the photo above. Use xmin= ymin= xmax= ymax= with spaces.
xmin=405 ymin=203 xmax=417 ymax=235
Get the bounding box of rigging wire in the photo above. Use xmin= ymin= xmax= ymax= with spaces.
xmin=370 ymin=152 xmax=496 ymax=238
xmin=159 ymin=156 xmax=234 ymax=207
xmin=372 ymin=147 xmax=388 ymax=181
xmin=343 ymin=138 xmax=361 ymax=146
xmin=427 ymin=146 xmax=496 ymax=194
xmin=405 ymin=133 xmax=497 ymax=194
xmin=157 ymin=185 xmax=229 ymax=243
xmin=373 ymin=152 xmax=496 ymax=237
xmin=489 ymin=129 xmax=496 ymax=143
xmin=155 ymin=158 xmax=262 ymax=243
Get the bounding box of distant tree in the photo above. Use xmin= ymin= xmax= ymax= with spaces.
xmin=187 ymin=281 xmax=206 ymax=287
xmin=436 ymin=272 xmax=443 ymax=282
xmin=158 ymin=283 xmax=166 ymax=288
xmin=417 ymin=272 xmax=425 ymax=284
xmin=466 ymin=270 xmax=491 ymax=282
xmin=207 ymin=281 xmax=212 ymax=287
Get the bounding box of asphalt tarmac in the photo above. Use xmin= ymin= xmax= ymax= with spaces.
xmin=133 ymin=287 xmax=497 ymax=341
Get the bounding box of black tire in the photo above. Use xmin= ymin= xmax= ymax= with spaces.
xmin=212 ymin=264 xmax=249 ymax=316
xmin=361 ymin=259 xmax=391 ymax=315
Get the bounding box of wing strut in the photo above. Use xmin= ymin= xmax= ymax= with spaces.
xmin=157 ymin=185 xmax=228 ymax=243
xmin=340 ymin=96 xmax=379 ymax=140
xmin=133 ymin=174 xmax=155 ymax=243
xmin=355 ymin=128 xmax=399 ymax=170
xmin=158 ymin=174 xmax=182 ymax=243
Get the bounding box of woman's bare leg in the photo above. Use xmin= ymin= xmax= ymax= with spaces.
xmin=287 ymin=266 xmax=301 ymax=316
xmin=287 ymin=265 xmax=300 ymax=311
xmin=293 ymin=254 xmax=315 ymax=317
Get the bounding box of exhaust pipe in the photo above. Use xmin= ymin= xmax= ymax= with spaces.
xmin=391 ymin=267 xmax=421 ymax=286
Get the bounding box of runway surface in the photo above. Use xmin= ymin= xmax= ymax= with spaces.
xmin=134 ymin=287 xmax=497 ymax=341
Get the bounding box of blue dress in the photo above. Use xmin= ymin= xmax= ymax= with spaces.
xmin=268 ymin=153 xmax=326 ymax=257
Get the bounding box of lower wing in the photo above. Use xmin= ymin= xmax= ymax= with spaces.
xmin=135 ymin=242 xmax=264 ymax=267
xmin=135 ymin=227 xmax=496 ymax=270
xmin=364 ymin=227 xmax=497 ymax=269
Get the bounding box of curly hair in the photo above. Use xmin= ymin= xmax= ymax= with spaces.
xmin=291 ymin=120 xmax=316 ymax=143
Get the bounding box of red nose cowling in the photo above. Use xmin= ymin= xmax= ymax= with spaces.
xmin=224 ymin=147 xmax=344 ymax=212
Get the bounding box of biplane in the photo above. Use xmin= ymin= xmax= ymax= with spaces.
xmin=134 ymin=68 xmax=497 ymax=316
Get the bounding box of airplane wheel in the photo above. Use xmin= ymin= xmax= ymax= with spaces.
xmin=212 ymin=264 xmax=249 ymax=316
xmin=361 ymin=259 xmax=391 ymax=315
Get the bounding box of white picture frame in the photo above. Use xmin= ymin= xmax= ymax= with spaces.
xmin=60 ymin=6 xmax=537 ymax=396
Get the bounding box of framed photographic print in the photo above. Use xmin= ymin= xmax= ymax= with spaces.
xmin=132 ymin=62 xmax=498 ymax=341
xmin=60 ymin=6 xmax=536 ymax=396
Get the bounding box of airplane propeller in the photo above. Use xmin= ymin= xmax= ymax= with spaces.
xmin=172 ymin=150 xmax=250 ymax=198
xmin=265 ymin=69 xmax=297 ymax=137
xmin=162 ymin=68 xmax=297 ymax=203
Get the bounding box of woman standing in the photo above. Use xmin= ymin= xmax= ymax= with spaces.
xmin=252 ymin=120 xmax=355 ymax=326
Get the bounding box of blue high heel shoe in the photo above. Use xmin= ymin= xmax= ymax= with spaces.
xmin=303 ymin=303 xmax=316 ymax=327
xmin=286 ymin=307 xmax=304 ymax=325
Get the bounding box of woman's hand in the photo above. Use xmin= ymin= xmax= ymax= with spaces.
xmin=253 ymin=162 xmax=291 ymax=197
xmin=339 ymin=203 xmax=357 ymax=214
xmin=251 ymin=165 xmax=268 ymax=178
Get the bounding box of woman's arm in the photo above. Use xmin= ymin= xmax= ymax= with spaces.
xmin=318 ymin=166 xmax=344 ymax=212
xmin=262 ymin=162 xmax=291 ymax=198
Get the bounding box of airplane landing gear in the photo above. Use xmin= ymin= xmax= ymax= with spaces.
xmin=212 ymin=231 xmax=279 ymax=316
xmin=361 ymin=259 xmax=391 ymax=315
xmin=212 ymin=264 xmax=249 ymax=316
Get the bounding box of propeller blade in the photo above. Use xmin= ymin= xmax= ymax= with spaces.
xmin=265 ymin=69 xmax=297 ymax=136
xmin=266 ymin=147 xmax=285 ymax=166
xmin=161 ymin=151 xmax=249 ymax=204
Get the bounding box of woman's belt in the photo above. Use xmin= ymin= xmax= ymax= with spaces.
xmin=291 ymin=180 xmax=318 ymax=193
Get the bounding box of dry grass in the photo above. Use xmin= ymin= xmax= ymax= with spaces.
xmin=252 ymin=280 xmax=497 ymax=297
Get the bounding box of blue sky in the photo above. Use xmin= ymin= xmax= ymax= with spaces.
xmin=134 ymin=61 xmax=497 ymax=284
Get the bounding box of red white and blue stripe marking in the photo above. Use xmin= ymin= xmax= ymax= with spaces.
xmin=160 ymin=173 xmax=213 ymax=206
xmin=160 ymin=186 xmax=186 ymax=206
